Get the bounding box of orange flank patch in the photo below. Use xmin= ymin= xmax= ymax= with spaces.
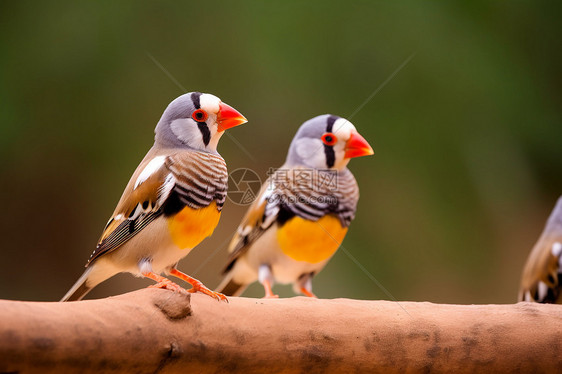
xmin=277 ymin=215 xmax=348 ymax=263
xmin=167 ymin=202 xmax=221 ymax=249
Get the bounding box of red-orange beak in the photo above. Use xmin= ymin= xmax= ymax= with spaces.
xmin=217 ymin=102 xmax=247 ymax=131
xmin=344 ymin=131 xmax=374 ymax=159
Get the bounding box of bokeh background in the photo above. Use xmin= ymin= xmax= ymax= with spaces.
xmin=1 ymin=1 xmax=560 ymax=304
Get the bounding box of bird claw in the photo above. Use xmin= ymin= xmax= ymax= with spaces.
xmin=300 ymin=287 xmax=317 ymax=298
xmin=262 ymin=294 xmax=279 ymax=299
xmin=188 ymin=281 xmax=228 ymax=302
xmin=149 ymin=279 xmax=187 ymax=295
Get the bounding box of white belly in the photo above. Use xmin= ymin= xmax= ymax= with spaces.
xmin=103 ymin=216 xmax=191 ymax=275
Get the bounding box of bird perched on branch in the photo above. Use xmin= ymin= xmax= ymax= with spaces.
xmin=61 ymin=92 xmax=247 ymax=302
xmin=217 ymin=115 xmax=373 ymax=298
xmin=519 ymin=196 xmax=562 ymax=304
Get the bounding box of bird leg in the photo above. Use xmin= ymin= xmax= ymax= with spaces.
xmin=143 ymin=271 xmax=186 ymax=294
xmin=299 ymin=287 xmax=317 ymax=298
xmin=259 ymin=264 xmax=279 ymax=299
xmin=169 ymin=268 xmax=227 ymax=302
xmin=296 ymin=273 xmax=317 ymax=298
xmin=262 ymin=279 xmax=279 ymax=299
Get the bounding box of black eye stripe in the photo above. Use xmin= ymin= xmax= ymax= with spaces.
xmin=324 ymin=144 xmax=335 ymax=168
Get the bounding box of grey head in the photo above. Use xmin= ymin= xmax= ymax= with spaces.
xmin=285 ymin=114 xmax=374 ymax=170
xmin=154 ymin=92 xmax=247 ymax=153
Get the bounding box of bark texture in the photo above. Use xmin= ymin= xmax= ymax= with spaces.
xmin=0 ymin=289 xmax=561 ymax=373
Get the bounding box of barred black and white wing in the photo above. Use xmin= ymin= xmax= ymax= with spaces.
xmin=223 ymin=166 xmax=359 ymax=273
xmin=87 ymin=150 xmax=227 ymax=266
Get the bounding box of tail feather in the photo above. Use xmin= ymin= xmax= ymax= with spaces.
xmin=216 ymin=273 xmax=248 ymax=297
xmin=60 ymin=267 xmax=94 ymax=302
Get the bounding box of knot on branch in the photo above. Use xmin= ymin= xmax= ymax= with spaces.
xmin=152 ymin=290 xmax=192 ymax=320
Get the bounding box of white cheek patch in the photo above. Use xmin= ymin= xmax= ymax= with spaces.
xmin=295 ymin=138 xmax=326 ymax=168
xmin=134 ymin=156 xmax=166 ymax=190
xmin=170 ymin=118 xmax=206 ymax=150
xmin=331 ymin=118 xmax=358 ymax=169
xmin=198 ymin=94 xmax=222 ymax=151
xmin=207 ymin=128 xmax=222 ymax=151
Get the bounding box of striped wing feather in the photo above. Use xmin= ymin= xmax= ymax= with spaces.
xmin=223 ymin=166 xmax=359 ymax=273
xmin=87 ymin=150 xmax=227 ymax=266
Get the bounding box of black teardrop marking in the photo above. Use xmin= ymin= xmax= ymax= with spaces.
xmin=198 ymin=122 xmax=211 ymax=146
xmin=324 ymin=144 xmax=335 ymax=168
xmin=191 ymin=92 xmax=202 ymax=109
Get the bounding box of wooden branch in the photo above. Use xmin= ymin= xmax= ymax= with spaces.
xmin=0 ymin=289 xmax=561 ymax=373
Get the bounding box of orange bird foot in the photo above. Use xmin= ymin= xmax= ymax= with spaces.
xmin=262 ymin=279 xmax=279 ymax=299
xmin=262 ymin=294 xmax=279 ymax=299
xmin=300 ymin=287 xmax=317 ymax=298
xmin=188 ymin=281 xmax=228 ymax=302
xmin=143 ymin=271 xmax=187 ymax=295
xmin=148 ymin=279 xmax=186 ymax=294
xmin=170 ymin=268 xmax=228 ymax=302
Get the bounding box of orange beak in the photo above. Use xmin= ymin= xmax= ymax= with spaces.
xmin=344 ymin=131 xmax=374 ymax=159
xmin=217 ymin=102 xmax=247 ymax=131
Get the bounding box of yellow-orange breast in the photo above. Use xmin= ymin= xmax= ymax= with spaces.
xmin=167 ymin=201 xmax=221 ymax=249
xmin=277 ymin=214 xmax=348 ymax=263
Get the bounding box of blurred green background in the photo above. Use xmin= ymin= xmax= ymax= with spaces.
xmin=1 ymin=1 xmax=560 ymax=304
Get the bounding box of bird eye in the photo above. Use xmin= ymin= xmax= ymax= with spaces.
xmin=321 ymin=132 xmax=337 ymax=146
xmin=192 ymin=109 xmax=208 ymax=122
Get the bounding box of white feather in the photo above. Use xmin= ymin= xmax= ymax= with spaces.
xmin=138 ymin=258 xmax=153 ymax=275
xmin=157 ymin=173 xmax=176 ymax=206
xmin=551 ymin=242 xmax=562 ymax=257
xmin=200 ymin=93 xmax=220 ymax=114
xmin=537 ymin=281 xmax=549 ymax=301
xmin=134 ymin=156 xmax=166 ymax=190
xmin=553 ymin=242 xmax=562 ymax=271
xmin=258 ymin=264 xmax=273 ymax=284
